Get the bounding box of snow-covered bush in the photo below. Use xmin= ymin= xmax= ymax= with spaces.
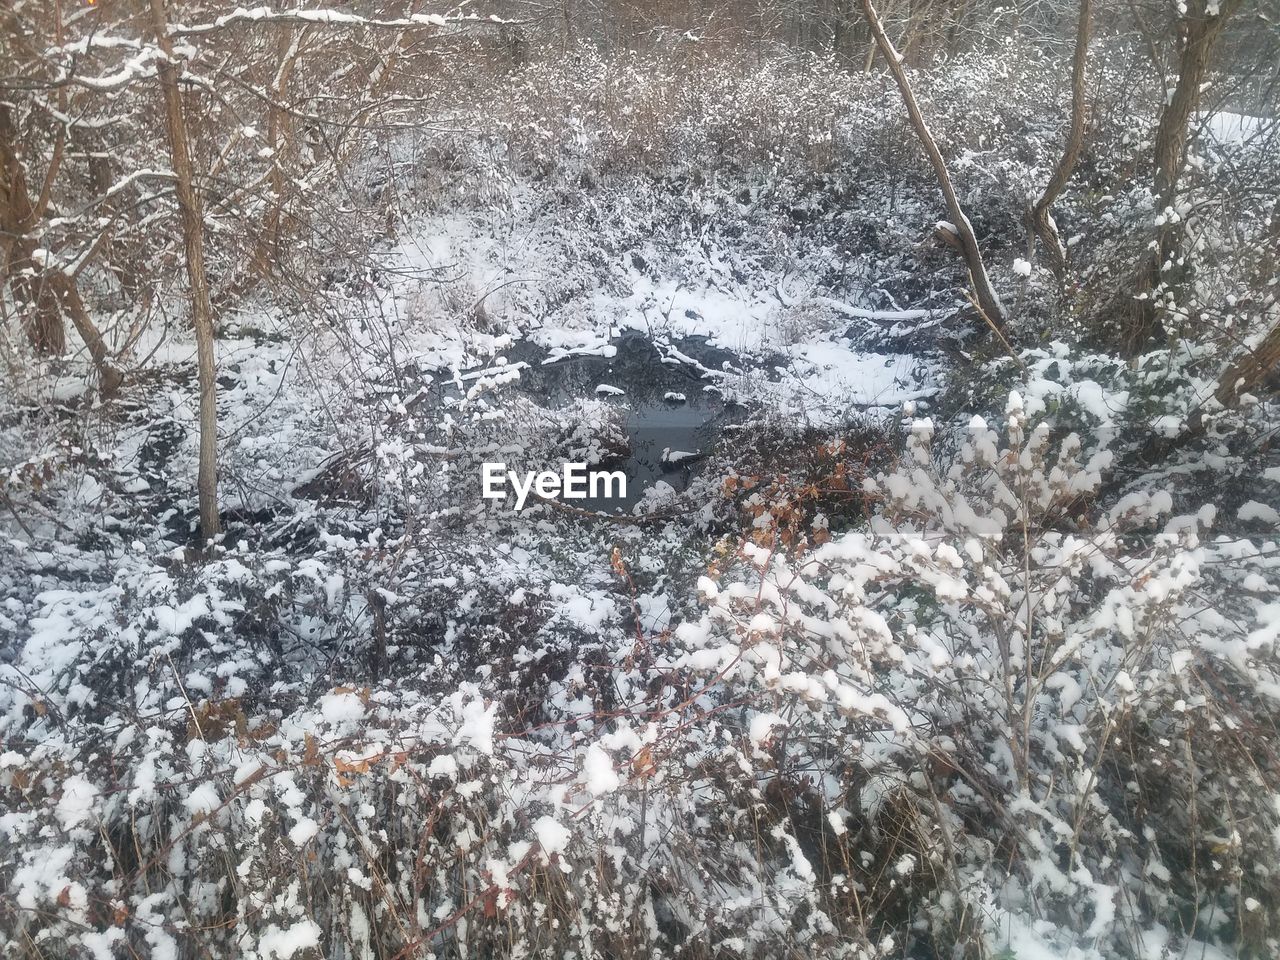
xmin=5 ymin=15 xmax=1280 ymax=960
xmin=674 ymin=395 xmax=1280 ymax=956
xmin=6 ymin=396 xmax=1278 ymax=959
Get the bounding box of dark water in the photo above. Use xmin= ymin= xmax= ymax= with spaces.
xmin=450 ymin=332 xmax=744 ymax=513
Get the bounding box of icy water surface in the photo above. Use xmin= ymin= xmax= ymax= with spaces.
xmin=516 ymin=333 xmax=743 ymax=512
xmin=456 ymin=332 xmax=746 ymax=513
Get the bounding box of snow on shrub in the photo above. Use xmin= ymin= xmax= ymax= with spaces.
xmin=670 ymin=394 xmax=1280 ymax=954
xmin=4 ymin=396 xmax=1278 ymax=958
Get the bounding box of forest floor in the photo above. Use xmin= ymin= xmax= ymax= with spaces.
xmin=3 ymin=66 xmax=1279 ymax=960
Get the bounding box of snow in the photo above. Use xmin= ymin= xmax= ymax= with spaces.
xmin=990 ymin=910 xmax=1107 ymax=960
xmin=56 ymin=776 xmax=100 ymax=828
xmin=68 ymin=47 xmax=169 ymax=91
xmin=151 ymin=594 xmax=212 ymax=638
xmin=600 ymin=273 xmax=780 ymax=351
xmin=6 ymin=29 xmax=1280 ymax=960
xmin=288 ymin=818 xmax=320 ymax=846
xmin=533 ymin=816 xmax=572 ymax=858
xmin=1201 ymin=111 xmax=1264 ymax=143
xmin=548 ymin=584 xmax=617 ymax=631
xmin=257 ymin=920 xmax=322 ymax=959
xmin=749 ymin=713 xmax=785 ymax=747
xmin=770 ymin=342 xmax=931 ymax=414
xmin=582 ymin=744 xmax=621 ymax=796
xmin=11 ymin=845 xmax=77 ymax=910
xmin=183 ymin=783 xmax=221 ymax=815
xmin=1238 ymin=501 xmax=1280 ymax=525
xmin=319 ymin=691 xmax=366 ymax=725
xmin=170 ymin=7 xmax=458 ymax=36
xmin=427 ymin=754 xmax=460 ymax=779
xmin=454 ymin=698 xmax=497 ymax=755
xmin=813 ymin=297 xmax=938 ymax=323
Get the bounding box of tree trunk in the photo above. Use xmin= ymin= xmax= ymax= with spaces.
xmin=85 ymin=139 xmax=149 ymax=304
xmin=864 ymin=0 xmax=905 ymax=73
xmin=1151 ymin=0 xmax=1244 ymax=204
xmin=945 ymin=0 xmax=972 ymax=58
xmin=53 ymin=274 xmax=124 ymax=396
xmin=861 ymin=0 xmax=1008 ymax=333
xmin=1131 ymin=303 xmax=1280 ymax=469
xmin=148 ymin=0 xmax=220 ymax=544
xmin=1214 ymin=315 xmax=1280 ymax=409
xmin=0 ymin=104 xmax=67 ymax=357
xmin=901 ymin=0 xmax=926 ymax=67
xmin=0 ymin=104 xmax=123 ymax=394
xmin=1029 ymin=0 xmax=1092 ymax=278
xmin=833 ymin=0 xmax=860 ymax=66
xmin=254 ymin=23 xmax=299 ymax=278
xmin=1131 ymin=0 xmax=1244 ymax=351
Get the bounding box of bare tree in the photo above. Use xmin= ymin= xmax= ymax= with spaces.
xmin=0 ymin=9 xmax=123 ymax=397
xmin=253 ymin=22 xmax=306 ymax=279
xmin=148 ymin=0 xmax=220 ymax=543
xmin=0 ymin=103 xmax=68 ymax=357
xmin=861 ymin=0 xmax=1007 ymax=332
xmin=1151 ymin=0 xmax=1246 ymax=207
xmin=1132 ymin=0 xmax=1245 ymax=349
xmin=1028 ymin=0 xmax=1092 ymax=279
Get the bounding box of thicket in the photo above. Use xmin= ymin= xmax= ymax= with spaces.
xmin=3 ymin=5 xmax=1280 ymax=959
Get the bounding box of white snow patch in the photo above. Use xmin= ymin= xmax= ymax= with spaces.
xmin=319 ymin=691 xmax=366 ymax=725
xmin=427 ymin=754 xmax=460 ymax=780
xmin=56 ymin=776 xmax=100 ymax=828
xmin=258 ymin=919 xmax=322 ymax=959
xmin=183 ymin=783 xmax=221 ymax=815
xmin=533 ymin=816 xmax=572 ymax=858
xmin=1238 ymin=501 xmax=1280 ymax=525
xmin=288 ymin=818 xmax=320 ymax=846
xmin=749 ymin=712 xmax=785 ymax=747
xmin=583 ymin=744 xmax=621 ymax=796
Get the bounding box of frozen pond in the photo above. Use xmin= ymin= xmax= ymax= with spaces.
xmin=450 ymin=332 xmax=747 ymax=513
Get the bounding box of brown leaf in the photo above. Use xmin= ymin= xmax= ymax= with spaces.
xmin=631 ymin=746 xmax=657 ymax=779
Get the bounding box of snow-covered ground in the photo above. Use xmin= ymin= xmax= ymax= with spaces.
xmin=380 ymin=186 xmax=941 ymax=423
xmin=4 ymin=50 xmax=1280 ymax=960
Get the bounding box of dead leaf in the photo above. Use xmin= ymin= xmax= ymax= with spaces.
xmin=632 ymin=746 xmax=657 ymax=779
